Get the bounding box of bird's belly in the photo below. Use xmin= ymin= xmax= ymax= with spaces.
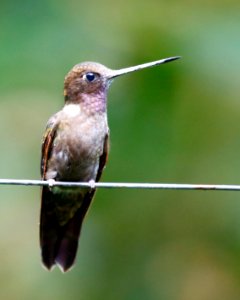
xmin=46 ymin=117 xmax=108 ymax=182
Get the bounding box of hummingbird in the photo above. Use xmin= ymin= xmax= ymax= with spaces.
xmin=40 ymin=56 xmax=180 ymax=272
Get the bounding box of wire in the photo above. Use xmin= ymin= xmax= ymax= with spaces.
xmin=0 ymin=178 xmax=239 ymax=191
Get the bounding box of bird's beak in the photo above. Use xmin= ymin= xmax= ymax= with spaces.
xmin=107 ymin=56 xmax=181 ymax=79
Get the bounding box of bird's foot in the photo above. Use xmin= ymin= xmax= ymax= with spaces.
xmin=88 ymin=179 xmax=96 ymax=189
xmin=48 ymin=179 xmax=56 ymax=188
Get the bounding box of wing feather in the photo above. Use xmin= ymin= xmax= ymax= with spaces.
xmin=41 ymin=118 xmax=59 ymax=178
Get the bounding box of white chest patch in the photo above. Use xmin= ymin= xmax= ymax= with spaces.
xmin=63 ymin=104 xmax=81 ymax=117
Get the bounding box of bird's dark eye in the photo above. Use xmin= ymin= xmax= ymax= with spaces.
xmin=84 ymin=72 xmax=96 ymax=82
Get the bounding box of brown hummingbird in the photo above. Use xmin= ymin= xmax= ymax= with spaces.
xmin=40 ymin=56 xmax=180 ymax=272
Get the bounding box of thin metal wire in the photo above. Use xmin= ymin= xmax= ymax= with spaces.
xmin=0 ymin=178 xmax=240 ymax=191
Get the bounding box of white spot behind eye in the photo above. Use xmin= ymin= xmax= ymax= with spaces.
xmin=63 ymin=104 xmax=81 ymax=117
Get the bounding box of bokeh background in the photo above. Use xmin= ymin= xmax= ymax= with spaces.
xmin=1 ymin=0 xmax=240 ymax=299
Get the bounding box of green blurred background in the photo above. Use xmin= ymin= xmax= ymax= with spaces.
xmin=1 ymin=0 xmax=240 ymax=299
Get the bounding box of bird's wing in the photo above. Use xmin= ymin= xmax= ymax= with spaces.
xmin=96 ymin=133 xmax=109 ymax=181
xmin=40 ymin=115 xmax=59 ymax=178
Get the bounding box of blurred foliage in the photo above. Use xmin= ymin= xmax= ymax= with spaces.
xmin=1 ymin=0 xmax=240 ymax=299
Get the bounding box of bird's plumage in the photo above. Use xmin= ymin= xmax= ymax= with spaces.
xmin=40 ymin=63 xmax=110 ymax=271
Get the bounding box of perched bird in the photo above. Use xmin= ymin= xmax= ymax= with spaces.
xmin=40 ymin=56 xmax=180 ymax=272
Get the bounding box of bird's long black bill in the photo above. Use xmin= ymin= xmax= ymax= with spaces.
xmin=108 ymin=56 xmax=181 ymax=79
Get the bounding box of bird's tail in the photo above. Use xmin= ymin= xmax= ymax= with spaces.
xmin=40 ymin=187 xmax=94 ymax=272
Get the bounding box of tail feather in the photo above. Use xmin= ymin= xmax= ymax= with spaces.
xmin=55 ymin=208 xmax=84 ymax=272
xmin=40 ymin=187 xmax=95 ymax=272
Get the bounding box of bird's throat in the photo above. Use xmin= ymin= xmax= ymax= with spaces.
xmin=65 ymin=91 xmax=107 ymax=116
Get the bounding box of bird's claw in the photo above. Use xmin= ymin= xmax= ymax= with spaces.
xmin=89 ymin=179 xmax=96 ymax=189
xmin=48 ymin=179 xmax=56 ymax=187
